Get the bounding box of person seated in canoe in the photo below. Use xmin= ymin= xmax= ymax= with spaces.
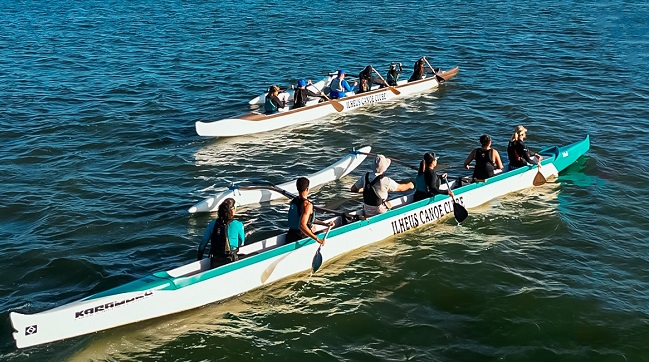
xmin=351 ymin=154 xmax=414 ymax=217
xmin=286 ymin=177 xmax=335 ymax=245
xmin=328 ymin=70 xmax=357 ymax=99
xmin=386 ymin=62 xmax=403 ymax=86
xmin=293 ymin=79 xmax=327 ymax=108
xmin=408 ymin=57 xmax=442 ymax=83
xmin=197 ymin=198 xmax=245 ymax=269
xmin=506 ymin=125 xmax=542 ymax=171
xmin=357 ymin=65 xmax=388 ymax=93
xmin=413 ymin=152 xmax=458 ymax=202
xmin=264 ymin=85 xmax=288 ymax=114
xmin=463 ymin=134 xmax=504 ymax=182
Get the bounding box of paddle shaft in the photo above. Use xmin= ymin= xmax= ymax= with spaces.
xmin=443 ymin=177 xmax=468 ymax=223
xmin=370 ymin=66 xmax=401 ymax=95
xmin=422 ymin=57 xmax=445 ymax=82
xmin=422 ymin=57 xmax=437 ymax=75
xmin=308 ymin=83 xmax=344 ymax=112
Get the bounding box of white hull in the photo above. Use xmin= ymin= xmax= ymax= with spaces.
xmin=196 ymin=67 xmax=459 ymax=137
xmin=188 ymin=146 xmax=371 ymax=213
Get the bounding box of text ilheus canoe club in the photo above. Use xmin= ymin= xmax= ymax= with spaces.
xmin=391 ymin=196 xmax=465 ymax=235
xmin=344 ymin=92 xmax=388 ymax=109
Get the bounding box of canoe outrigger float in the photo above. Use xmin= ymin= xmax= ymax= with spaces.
xmin=195 ymin=67 xmax=459 ymax=137
xmin=10 ymin=136 xmax=589 ymax=348
xmin=188 ymin=146 xmax=371 ymax=214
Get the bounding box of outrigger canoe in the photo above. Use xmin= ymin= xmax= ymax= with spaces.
xmin=195 ymin=67 xmax=459 ymax=137
xmin=188 ymin=146 xmax=371 ymax=213
xmin=9 ymin=136 xmax=589 ymax=349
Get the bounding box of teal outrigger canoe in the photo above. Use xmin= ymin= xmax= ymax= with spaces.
xmin=10 ymin=136 xmax=590 ymax=348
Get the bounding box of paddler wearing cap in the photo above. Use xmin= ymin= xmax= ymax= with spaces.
xmin=506 ymin=125 xmax=542 ymax=171
xmin=328 ymin=69 xmax=358 ymax=99
xmin=350 ymin=154 xmax=414 ymax=217
xmin=413 ymin=152 xmax=458 ymax=202
xmin=293 ymin=79 xmax=326 ymax=108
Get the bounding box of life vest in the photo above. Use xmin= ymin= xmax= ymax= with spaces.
xmin=264 ymin=96 xmax=277 ymax=113
xmin=358 ymin=69 xmax=372 ymax=93
xmin=414 ymin=172 xmax=429 ymax=193
xmin=293 ymin=88 xmax=308 ymax=108
xmin=329 ymin=77 xmax=344 ymax=92
xmin=287 ymin=196 xmax=315 ymax=231
xmin=473 ymin=148 xmax=496 ymax=180
xmin=363 ymin=172 xmax=385 ymax=206
xmin=209 ymin=218 xmax=235 ymax=258
xmin=387 ymin=70 xmax=399 ymax=86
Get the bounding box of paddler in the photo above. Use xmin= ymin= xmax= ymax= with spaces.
xmin=506 ymin=125 xmax=542 ymax=171
xmin=264 ymin=85 xmax=288 ymax=114
xmin=197 ymin=198 xmax=246 ymax=268
xmin=351 ymin=154 xmax=414 ymax=217
xmin=328 ymin=70 xmax=357 ymax=99
xmin=413 ymin=152 xmax=458 ymax=202
xmin=286 ymin=177 xmax=335 ymax=245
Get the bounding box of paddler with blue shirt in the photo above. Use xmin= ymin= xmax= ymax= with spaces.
xmin=197 ymin=198 xmax=246 ymax=269
xmin=328 ymin=70 xmax=358 ymax=99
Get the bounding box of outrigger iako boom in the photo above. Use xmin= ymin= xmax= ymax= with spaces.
xmin=188 ymin=146 xmax=371 ymax=213
xmin=10 ymin=136 xmax=589 ymax=348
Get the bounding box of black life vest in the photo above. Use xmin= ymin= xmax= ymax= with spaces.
xmin=293 ymin=88 xmax=308 ymax=108
xmin=288 ymin=196 xmax=315 ymax=231
xmin=209 ymin=218 xmax=235 ymax=258
xmin=473 ymin=148 xmax=496 ymax=180
xmin=363 ymin=172 xmax=385 ymax=206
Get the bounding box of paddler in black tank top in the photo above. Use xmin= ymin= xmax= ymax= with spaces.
xmin=285 ymin=177 xmax=334 ymax=244
xmin=463 ymin=134 xmax=504 ymax=182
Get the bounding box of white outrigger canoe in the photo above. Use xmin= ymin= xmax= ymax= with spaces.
xmin=9 ymin=136 xmax=589 ymax=349
xmin=195 ymin=67 xmax=459 ymax=137
xmin=188 ymin=146 xmax=371 ymax=213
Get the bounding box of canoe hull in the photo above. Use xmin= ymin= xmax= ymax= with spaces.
xmin=196 ymin=67 xmax=459 ymax=137
xmin=10 ymin=136 xmax=588 ymax=349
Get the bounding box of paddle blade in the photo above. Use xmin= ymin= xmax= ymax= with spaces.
xmin=331 ymin=100 xmax=344 ymax=112
xmin=388 ymin=86 xmax=401 ymax=95
xmin=533 ymin=167 xmax=547 ymax=186
xmin=312 ymin=246 xmax=323 ymax=273
xmin=453 ymin=202 xmax=469 ymax=223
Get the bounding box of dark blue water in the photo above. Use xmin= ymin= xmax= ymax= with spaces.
xmin=1 ymin=0 xmax=648 ymax=360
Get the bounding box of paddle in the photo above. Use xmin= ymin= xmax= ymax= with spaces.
xmin=532 ymin=164 xmax=547 ymax=186
xmin=370 ymin=66 xmax=401 ymax=95
xmin=443 ymin=178 xmax=468 ymax=223
xmin=307 ymin=83 xmax=344 ymax=112
xmin=354 ymin=150 xmax=417 ymax=171
xmin=422 ymin=57 xmax=446 ymax=83
xmin=311 ymin=226 xmax=332 ymax=274
xmin=422 ymin=57 xmax=443 ymax=82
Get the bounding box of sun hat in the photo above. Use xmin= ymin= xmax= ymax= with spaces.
xmin=374 ymin=154 xmax=391 ymax=174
